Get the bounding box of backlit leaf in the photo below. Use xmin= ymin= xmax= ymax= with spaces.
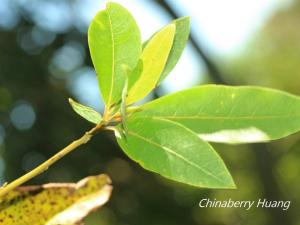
xmin=132 ymin=85 xmax=300 ymax=144
xmin=120 ymin=65 xmax=129 ymax=134
xmin=69 ymin=98 xmax=102 ymax=124
xmin=88 ymin=2 xmax=141 ymax=108
xmin=159 ymin=16 xmax=190 ymax=83
xmin=116 ymin=116 xmax=235 ymax=188
xmin=127 ymin=24 xmax=175 ymax=104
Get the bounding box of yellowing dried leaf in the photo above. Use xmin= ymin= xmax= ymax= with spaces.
xmin=0 ymin=174 xmax=112 ymax=225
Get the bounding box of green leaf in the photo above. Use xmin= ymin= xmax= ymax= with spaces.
xmin=127 ymin=24 xmax=176 ymax=104
xmin=133 ymin=85 xmax=300 ymax=144
xmin=127 ymin=59 xmax=143 ymax=90
xmin=159 ymin=16 xmax=190 ymax=83
xmin=116 ymin=116 xmax=235 ymax=188
xmin=0 ymin=174 xmax=112 ymax=225
xmin=88 ymin=2 xmax=141 ymax=108
xmin=69 ymin=98 xmax=102 ymax=124
xmin=120 ymin=65 xmax=129 ymax=134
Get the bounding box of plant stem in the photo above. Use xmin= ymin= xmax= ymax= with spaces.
xmin=0 ymin=124 xmax=102 ymax=198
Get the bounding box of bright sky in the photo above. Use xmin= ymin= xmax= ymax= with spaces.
xmin=172 ymin=0 xmax=292 ymax=55
xmin=81 ymin=0 xmax=292 ymax=55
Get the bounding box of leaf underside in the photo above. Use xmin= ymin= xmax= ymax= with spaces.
xmin=132 ymin=85 xmax=300 ymax=144
xmin=116 ymin=116 xmax=235 ymax=188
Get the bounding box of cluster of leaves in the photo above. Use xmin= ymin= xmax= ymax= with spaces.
xmin=70 ymin=2 xmax=300 ymax=189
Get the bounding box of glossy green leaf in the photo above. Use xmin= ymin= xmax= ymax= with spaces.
xmin=133 ymin=85 xmax=300 ymax=144
xmin=0 ymin=174 xmax=112 ymax=225
xmin=159 ymin=16 xmax=190 ymax=83
xmin=69 ymin=98 xmax=102 ymax=124
xmin=116 ymin=116 xmax=235 ymax=188
xmin=88 ymin=2 xmax=141 ymax=108
xmin=127 ymin=24 xmax=176 ymax=104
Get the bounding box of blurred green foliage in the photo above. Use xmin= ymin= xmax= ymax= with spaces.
xmin=0 ymin=1 xmax=300 ymax=225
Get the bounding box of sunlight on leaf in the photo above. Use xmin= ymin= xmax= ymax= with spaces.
xmin=88 ymin=2 xmax=141 ymax=108
xmin=69 ymin=98 xmax=102 ymax=124
xmin=198 ymin=127 xmax=270 ymax=144
xmin=120 ymin=64 xmax=129 ymax=135
xmin=134 ymin=85 xmax=300 ymax=144
xmin=127 ymin=24 xmax=175 ymax=104
xmin=159 ymin=16 xmax=190 ymax=83
xmin=117 ymin=116 xmax=235 ymax=188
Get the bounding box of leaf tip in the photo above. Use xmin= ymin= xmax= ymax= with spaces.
xmin=176 ymin=15 xmax=190 ymax=22
xmin=68 ymin=98 xmax=74 ymax=104
xmin=106 ymin=1 xmax=122 ymax=10
xmin=169 ymin=23 xmax=176 ymax=32
xmin=105 ymin=1 xmax=112 ymax=8
xmin=222 ymin=173 xmax=236 ymax=189
xmin=227 ymin=179 xmax=237 ymax=190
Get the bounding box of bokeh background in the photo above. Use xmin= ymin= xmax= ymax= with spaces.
xmin=0 ymin=0 xmax=300 ymax=224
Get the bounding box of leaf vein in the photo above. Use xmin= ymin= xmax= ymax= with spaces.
xmin=106 ymin=10 xmax=115 ymax=107
xmin=128 ymin=131 xmax=226 ymax=184
xmin=150 ymin=114 xmax=300 ymax=120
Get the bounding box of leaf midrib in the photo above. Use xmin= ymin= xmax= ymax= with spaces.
xmin=130 ymin=28 xmax=172 ymax=94
xmin=106 ymin=9 xmax=115 ymax=107
xmin=139 ymin=114 xmax=300 ymax=121
xmin=128 ymin=130 xmax=226 ymax=185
